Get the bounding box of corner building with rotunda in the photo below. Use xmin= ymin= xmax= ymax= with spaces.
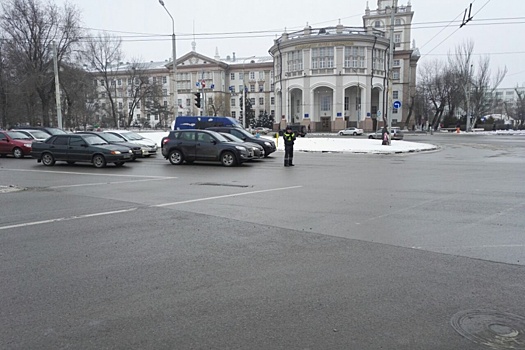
xmin=269 ymin=0 xmax=419 ymax=132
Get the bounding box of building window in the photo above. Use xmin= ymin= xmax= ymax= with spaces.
xmin=271 ymin=97 xmax=275 ymax=105
xmin=230 ymin=73 xmax=235 ymax=80
xmin=136 ymin=114 xmax=140 ymax=119
xmin=287 ymin=50 xmax=303 ymax=72
xmin=393 ymin=59 xmax=401 ymax=67
xmin=163 ymin=76 xmax=167 ymax=84
xmin=164 ymin=101 xmax=168 ymax=107
xmin=393 ymin=70 xmax=400 ymax=80
xmin=259 ymin=71 xmax=264 ymax=80
xmin=249 ymin=71 xmax=255 ymax=80
xmin=312 ymin=47 xmax=334 ymax=69
xmin=373 ymin=49 xmax=385 ymax=70
xmin=270 ymin=83 xmax=274 ymax=92
xmin=239 ymin=72 xmax=244 ymax=80
xmin=259 ymin=84 xmax=264 ymax=92
xmin=128 ymin=102 xmax=132 ymax=109
xmin=185 ymin=98 xmax=190 ymax=107
xmin=118 ymin=102 xmax=123 ymax=109
xmin=344 ymin=96 xmax=349 ymax=110
xmin=250 ymin=98 xmax=255 ymax=105
xmin=344 ymin=46 xmax=365 ymax=68
xmin=231 ymin=111 xmax=236 ymax=118
xmin=208 ymin=97 xmax=212 ymax=106
xmin=117 ymin=79 xmax=122 ymax=86
xmin=250 ymin=84 xmax=255 ymax=92
xmin=395 ymin=19 xmax=402 ymax=26
xmin=394 ymin=33 xmax=402 ymax=44
xmin=231 ymin=98 xmax=236 ymax=107
xmin=239 ymin=85 xmax=244 ymax=92
xmin=163 ymin=89 xmax=168 ymax=96
xmin=393 ymin=108 xmax=399 ymax=114
xmin=321 ymin=96 xmax=331 ymax=111
xmin=100 ymin=79 xmax=104 ymax=86
xmin=393 ymin=91 xmax=399 ymax=99
xmin=259 ymin=97 xmax=264 ymax=105
xmin=374 ymin=21 xmax=383 ymax=28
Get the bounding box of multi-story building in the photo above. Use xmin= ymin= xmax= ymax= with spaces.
xmin=90 ymin=0 xmax=418 ymax=132
xmin=269 ymin=0 xmax=418 ymax=132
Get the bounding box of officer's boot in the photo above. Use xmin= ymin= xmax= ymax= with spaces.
xmin=289 ymin=157 xmax=294 ymax=166
xmin=284 ymin=157 xmax=289 ymax=167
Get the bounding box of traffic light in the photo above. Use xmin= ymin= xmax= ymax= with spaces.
xmin=194 ymin=92 xmax=201 ymax=108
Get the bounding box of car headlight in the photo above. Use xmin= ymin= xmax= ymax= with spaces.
xmin=264 ymin=141 xmax=271 ymax=146
xmin=128 ymin=150 xmax=133 ymax=153
xmin=24 ymin=143 xmax=32 ymax=147
xmin=235 ymin=146 xmax=246 ymax=151
xmin=110 ymin=150 xmax=121 ymax=155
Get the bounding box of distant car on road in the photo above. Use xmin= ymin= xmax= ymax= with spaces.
xmin=220 ymin=132 xmax=265 ymax=159
xmin=206 ymin=126 xmax=276 ymax=157
xmin=104 ymin=130 xmax=158 ymax=157
xmin=367 ymin=127 xmax=404 ymax=140
xmin=15 ymin=126 xmax=67 ymax=136
xmin=76 ymin=131 xmax=142 ymax=160
xmin=0 ymin=131 xmax=34 ymax=158
xmin=31 ymin=133 xmax=133 ymax=168
xmin=338 ymin=127 xmax=363 ymax=136
xmin=12 ymin=129 xmax=50 ymax=142
xmin=161 ymin=129 xmax=253 ymax=166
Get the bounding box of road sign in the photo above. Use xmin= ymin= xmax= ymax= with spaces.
xmin=393 ymin=100 xmax=402 ymax=109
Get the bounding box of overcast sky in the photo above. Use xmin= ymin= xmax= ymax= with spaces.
xmin=58 ymin=0 xmax=523 ymax=88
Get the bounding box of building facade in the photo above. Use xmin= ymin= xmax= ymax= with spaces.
xmin=269 ymin=0 xmax=418 ymax=132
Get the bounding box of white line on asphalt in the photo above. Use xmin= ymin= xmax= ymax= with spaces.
xmin=0 ymin=208 xmax=138 ymax=231
xmin=154 ymin=186 xmax=303 ymax=207
xmin=49 ymin=177 xmax=174 ymax=189
xmin=0 ymin=186 xmax=303 ymax=231
xmin=412 ymin=244 xmax=525 ymax=250
xmin=2 ymin=168 xmax=173 ymax=179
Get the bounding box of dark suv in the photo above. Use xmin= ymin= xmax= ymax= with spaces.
xmin=161 ymin=129 xmax=253 ymax=166
xmin=206 ymin=126 xmax=276 ymax=157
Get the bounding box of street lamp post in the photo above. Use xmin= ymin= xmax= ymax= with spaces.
xmin=158 ymin=0 xmax=178 ymax=127
xmin=242 ymin=56 xmax=256 ymax=129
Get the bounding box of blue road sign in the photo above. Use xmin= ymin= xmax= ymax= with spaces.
xmin=393 ymin=100 xmax=402 ymax=109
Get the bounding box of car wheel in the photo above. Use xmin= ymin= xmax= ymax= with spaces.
xmin=12 ymin=147 xmax=24 ymax=159
xmin=353 ymin=132 xmax=357 ymax=136
xmin=168 ymin=150 xmax=184 ymax=165
xmin=368 ymin=135 xmax=374 ymax=139
xmin=42 ymin=152 xmax=55 ymax=166
xmin=114 ymin=161 xmax=125 ymax=167
xmin=221 ymin=151 xmax=237 ymax=167
xmin=92 ymin=154 xmax=106 ymax=168
xmin=339 ymin=132 xmax=344 ymax=136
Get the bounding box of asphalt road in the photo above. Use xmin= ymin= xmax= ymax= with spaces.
xmin=1 ymin=133 xmax=525 ymax=349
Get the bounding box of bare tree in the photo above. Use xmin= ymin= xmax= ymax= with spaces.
xmin=125 ymin=60 xmax=160 ymax=126
xmin=206 ymin=94 xmax=228 ymax=116
xmin=0 ymin=0 xmax=82 ymax=127
xmin=81 ymin=32 xmax=123 ymax=127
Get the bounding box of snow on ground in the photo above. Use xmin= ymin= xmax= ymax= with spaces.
xmin=138 ymin=131 xmax=438 ymax=154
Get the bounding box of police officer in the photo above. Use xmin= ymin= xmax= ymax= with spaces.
xmin=283 ymin=125 xmax=296 ymax=166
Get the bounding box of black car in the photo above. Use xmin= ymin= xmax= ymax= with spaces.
xmin=219 ymin=132 xmax=265 ymax=159
xmin=31 ymin=134 xmax=133 ymax=168
xmin=161 ymin=129 xmax=253 ymax=167
xmin=206 ymin=126 xmax=276 ymax=157
xmin=76 ymin=131 xmax=142 ymax=160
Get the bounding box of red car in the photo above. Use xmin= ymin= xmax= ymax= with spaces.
xmin=0 ymin=131 xmax=34 ymax=158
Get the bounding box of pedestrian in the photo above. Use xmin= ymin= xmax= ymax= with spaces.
xmin=283 ymin=125 xmax=296 ymax=166
xmin=307 ymin=124 xmax=311 ymax=133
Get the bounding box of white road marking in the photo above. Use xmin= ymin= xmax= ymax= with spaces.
xmin=154 ymin=186 xmax=303 ymax=207
xmin=49 ymin=177 xmax=174 ymax=189
xmin=412 ymin=244 xmax=525 ymax=250
xmin=2 ymin=168 xmax=172 ymax=179
xmin=0 ymin=186 xmax=303 ymax=230
xmin=0 ymin=208 xmax=138 ymax=231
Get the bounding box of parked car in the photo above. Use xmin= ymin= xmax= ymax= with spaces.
xmin=161 ymin=129 xmax=253 ymax=166
xmin=338 ymin=127 xmax=364 ymax=136
xmin=31 ymin=134 xmax=133 ymax=168
xmin=206 ymin=126 xmax=276 ymax=157
xmin=367 ymin=127 xmax=404 ymax=140
xmin=104 ymin=130 xmax=158 ymax=157
xmin=12 ymin=129 xmax=50 ymax=142
xmin=279 ymin=124 xmax=307 ymax=137
xmin=219 ymin=132 xmax=265 ymax=159
xmin=0 ymin=131 xmax=34 ymax=158
xmin=76 ymin=131 xmax=142 ymax=160
xmin=253 ymin=127 xmax=271 ymax=135
xmin=15 ymin=126 xmax=68 ymax=136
